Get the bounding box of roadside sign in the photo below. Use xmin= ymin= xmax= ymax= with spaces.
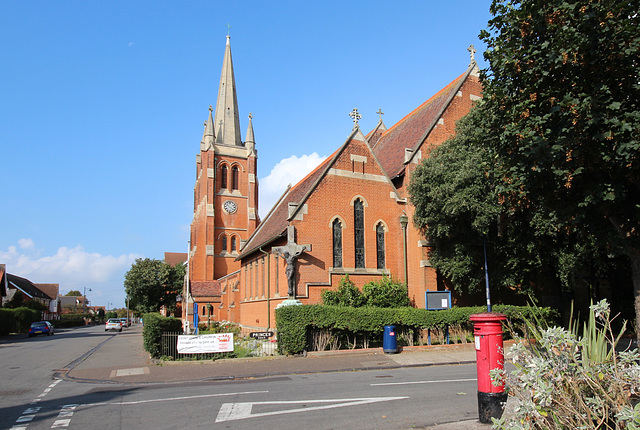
xmin=249 ymin=331 xmax=274 ymax=340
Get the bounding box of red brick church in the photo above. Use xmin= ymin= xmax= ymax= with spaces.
xmin=182 ymin=36 xmax=482 ymax=332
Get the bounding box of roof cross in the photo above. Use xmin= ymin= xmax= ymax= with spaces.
xmin=376 ymin=108 xmax=384 ymax=122
xmin=226 ymin=22 xmax=232 ymax=36
xmin=349 ymin=108 xmax=362 ymax=128
xmin=467 ymin=44 xmax=477 ymax=65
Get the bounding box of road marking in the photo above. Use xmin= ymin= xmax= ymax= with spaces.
xmin=215 ymin=397 xmax=409 ymax=422
xmin=11 ymin=380 xmax=62 ymax=430
xmin=370 ymin=377 xmax=476 ymax=386
xmin=82 ymin=390 xmax=269 ymax=407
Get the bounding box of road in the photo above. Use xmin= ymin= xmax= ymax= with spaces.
xmin=0 ymin=325 xmax=480 ymax=429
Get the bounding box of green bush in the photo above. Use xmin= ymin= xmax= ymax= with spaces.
xmin=321 ymin=275 xmax=366 ymax=307
xmin=142 ymin=312 xmax=183 ymax=358
xmin=51 ymin=318 xmax=85 ymax=328
xmin=12 ymin=307 xmax=41 ymax=333
xmin=275 ymin=304 xmax=557 ymax=355
xmin=362 ymin=276 xmax=410 ymax=308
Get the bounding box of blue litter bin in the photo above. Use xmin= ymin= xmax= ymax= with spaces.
xmin=383 ymin=325 xmax=398 ymax=354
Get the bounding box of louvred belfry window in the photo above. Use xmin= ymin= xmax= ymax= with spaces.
xmin=221 ymin=165 xmax=228 ymax=189
xmin=354 ymin=199 xmax=365 ymax=268
xmin=232 ymin=166 xmax=239 ymax=190
xmin=376 ymin=223 xmax=385 ymax=269
xmin=333 ymin=218 xmax=342 ymax=268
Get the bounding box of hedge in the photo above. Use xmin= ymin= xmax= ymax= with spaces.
xmin=275 ymin=304 xmax=557 ymax=355
xmin=142 ymin=312 xmax=183 ymax=358
xmin=0 ymin=307 xmax=41 ymax=335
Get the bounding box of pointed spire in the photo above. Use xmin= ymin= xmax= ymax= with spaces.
xmin=214 ymin=35 xmax=243 ymax=146
xmin=202 ymin=105 xmax=215 ymax=151
xmin=245 ymin=112 xmax=255 ymax=144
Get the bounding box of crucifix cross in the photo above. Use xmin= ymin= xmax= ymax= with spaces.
xmin=376 ymin=108 xmax=384 ymax=121
xmin=273 ymin=226 xmax=312 ymax=298
xmin=226 ymin=23 xmax=232 ymax=36
xmin=349 ymin=108 xmax=362 ymax=128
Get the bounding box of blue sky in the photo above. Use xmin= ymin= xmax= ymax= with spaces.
xmin=0 ymin=1 xmax=492 ymax=309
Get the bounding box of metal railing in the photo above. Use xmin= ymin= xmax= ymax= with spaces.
xmin=161 ymin=328 xmax=278 ymax=361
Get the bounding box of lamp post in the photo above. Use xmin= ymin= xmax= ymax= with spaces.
xmin=83 ymin=287 xmax=92 ymax=314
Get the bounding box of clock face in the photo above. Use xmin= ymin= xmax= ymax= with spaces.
xmin=223 ymin=200 xmax=237 ymax=214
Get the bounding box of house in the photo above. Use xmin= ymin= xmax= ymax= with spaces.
xmin=183 ymin=36 xmax=482 ymax=331
xmin=3 ymin=272 xmax=59 ymax=320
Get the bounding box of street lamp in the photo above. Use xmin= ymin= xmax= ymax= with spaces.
xmin=83 ymin=287 xmax=92 ymax=314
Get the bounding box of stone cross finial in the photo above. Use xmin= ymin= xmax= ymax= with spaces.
xmin=248 ymin=112 xmax=252 ymax=120
xmin=209 ymin=105 xmax=213 ymax=112
xmin=349 ymin=108 xmax=362 ymax=128
xmin=376 ymin=108 xmax=384 ymax=122
xmin=272 ymin=226 xmax=312 ymax=298
xmin=468 ymin=44 xmax=477 ymax=65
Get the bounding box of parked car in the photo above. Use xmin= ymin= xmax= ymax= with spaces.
xmin=105 ymin=318 xmax=123 ymax=332
xmin=119 ymin=317 xmax=131 ymax=327
xmin=28 ymin=321 xmax=54 ymax=337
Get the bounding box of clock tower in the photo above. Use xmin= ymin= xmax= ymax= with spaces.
xmin=189 ymin=35 xmax=259 ymax=284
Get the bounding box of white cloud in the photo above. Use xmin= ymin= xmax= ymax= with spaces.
xmin=1 ymin=240 xmax=142 ymax=307
xmin=18 ymin=238 xmax=35 ymax=250
xmin=258 ymin=152 xmax=327 ymax=218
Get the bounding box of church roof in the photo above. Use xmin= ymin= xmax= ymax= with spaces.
xmin=191 ymin=280 xmax=221 ymax=298
xmin=238 ymin=140 xmax=349 ymax=259
xmin=373 ymin=64 xmax=475 ymax=179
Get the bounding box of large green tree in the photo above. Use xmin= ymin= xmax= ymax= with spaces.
xmin=479 ymin=0 xmax=640 ymax=334
xmin=124 ymin=258 xmax=183 ymax=314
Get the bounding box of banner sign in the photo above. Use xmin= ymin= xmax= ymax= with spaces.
xmin=177 ymin=333 xmax=234 ymax=354
xmin=249 ymin=331 xmax=274 ymax=340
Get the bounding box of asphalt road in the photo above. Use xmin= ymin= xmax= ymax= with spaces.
xmin=1 ymin=325 xmax=482 ymax=429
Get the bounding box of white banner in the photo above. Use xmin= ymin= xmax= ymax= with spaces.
xmin=177 ymin=333 xmax=234 ymax=354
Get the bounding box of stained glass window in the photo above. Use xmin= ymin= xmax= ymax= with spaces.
xmin=376 ymin=223 xmax=385 ymax=269
xmin=333 ymin=218 xmax=342 ymax=268
xmin=354 ymin=199 xmax=365 ymax=268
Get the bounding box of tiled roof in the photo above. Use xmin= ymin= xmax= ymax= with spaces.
xmin=7 ymin=274 xmax=52 ymax=300
xmin=164 ymin=252 xmax=188 ymax=267
xmin=35 ymin=283 xmax=59 ymax=300
xmin=373 ymin=67 xmax=472 ymax=179
xmin=191 ymin=280 xmax=221 ymax=298
xmin=239 ymin=140 xmax=349 ymax=259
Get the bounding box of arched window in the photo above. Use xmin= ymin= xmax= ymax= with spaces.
xmin=332 ymin=218 xmax=342 ymax=268
xmin=354 ymin=199 xmax=365 ymax=268
xmin=202 ymin=305 xmax=206 ymax=315
xmin=221 ymin=235 xmax=227 ymax=252
xmin=231 ymin=236 xmax=237 ymax=252
xmin=220 ymin=165 xmax=228 ymax=189
xmin=376 ymin=223 xmax=385 ymax=269
xmin=231 ymin=166 xmax=239 ymax=190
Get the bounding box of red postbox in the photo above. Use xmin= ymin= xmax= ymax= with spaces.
xmin=470 ymin=312 xmax=508 ymax=423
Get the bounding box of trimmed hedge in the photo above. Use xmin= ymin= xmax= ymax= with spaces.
xmin=275 ymin=304 xmax=557 ymax=355
xmin=0 ymin=307 xmax=41 ymax=335
xmin=142 ymin=312 xmax=183 ymax=358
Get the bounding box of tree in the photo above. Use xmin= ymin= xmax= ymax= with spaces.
xmin=124 ymin=258 xmax=181 ymax=314
xmin=65 ymin=290 xmax=82 ymax=296
xmin=479 ymin=0 xmax=640 ymax=336
xmin=362 ymin=276 xmax=411 ymax=308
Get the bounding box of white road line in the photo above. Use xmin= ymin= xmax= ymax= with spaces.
xmin=215 ymin=397 xmax=410 ymax=422
xmin=11 ymin=379 xmax=62 ymax=430
xmin=371 ymin=377 xmax=476 ymax=386
xmin=81 ymin=390 xmax=269 ymax=407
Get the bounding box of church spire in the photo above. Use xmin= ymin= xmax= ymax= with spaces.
xmin=214 ymin=35 xmax=243 ymax=147
xmin=202 ymin=105 xmax=215 ymax=151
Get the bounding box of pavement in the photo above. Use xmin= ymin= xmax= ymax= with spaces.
xmin=60 ymin=324 xmax=509 ymax=429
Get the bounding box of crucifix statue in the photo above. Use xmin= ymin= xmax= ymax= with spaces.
xmin=273 ymin=226 xmax=312 ymax=298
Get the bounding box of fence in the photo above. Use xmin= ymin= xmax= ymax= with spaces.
xmin=161 ymin=328 xmax=278 ymax=360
